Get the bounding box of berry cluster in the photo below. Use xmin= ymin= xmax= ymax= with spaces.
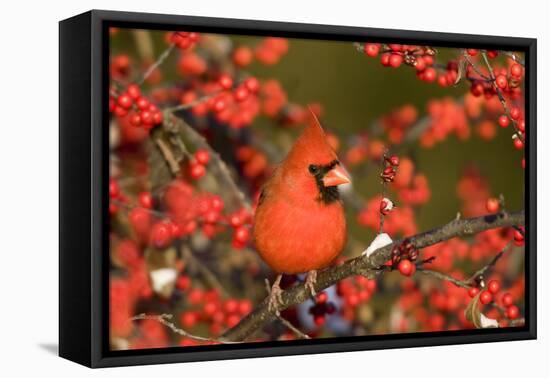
xmin=189 ymin=149 xmax=210 ymax=180
xmin=336 ymin=276 xmax=378 ymax=321
xmin=167 ymin=31 xmax=200 ymax=50
xmin=254 ymin=37 xmax=289 ymax=65
xmin=390 ymin=240 xmax=419 ymax=277
xmin=308 ymin=292 xmax=336 ymax=326
xmin=363 ymin=43 xmax=438 ymax=83
xmin=110 ymin=84 xmax=163 ymax=130
xmin=178 ymin=288 xmax=253 ymax=343
xmin=380 ymin=154 xmax=399 ymax=183
xmin=468 ymin=279 xmax=521 ymax=321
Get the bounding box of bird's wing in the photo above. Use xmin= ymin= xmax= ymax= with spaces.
xmin=257 ymin=164 xmax=280 ymax=206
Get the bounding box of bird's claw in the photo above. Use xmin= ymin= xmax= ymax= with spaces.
xmin=305 ymin=270 xmax=317 ymax=298
xmin=267 ymin=275 xmax=284 ymax=315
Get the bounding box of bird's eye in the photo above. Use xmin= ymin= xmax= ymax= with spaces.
xmin=308 ymin=164 xmax=319 ymax=175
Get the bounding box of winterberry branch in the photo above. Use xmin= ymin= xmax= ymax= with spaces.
xmin=221 ymin=210 xmax=524 ymax=341
xmin=479 ymin=51 xmax=525 ymax=143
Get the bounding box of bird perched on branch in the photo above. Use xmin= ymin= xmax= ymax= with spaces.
xmin=253 ymin=111 xmax=351 ymax=312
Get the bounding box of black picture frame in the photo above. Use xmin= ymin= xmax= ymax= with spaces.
xmin=59 ymin=9 xmax=537 ymax=368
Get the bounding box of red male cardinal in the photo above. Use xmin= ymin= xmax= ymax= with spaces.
xmin=253 ymin=112 xmax=351 ymax=311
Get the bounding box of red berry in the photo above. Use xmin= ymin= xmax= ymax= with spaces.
xmin=423 ymin=67 xmax=437 ymax=82
xmin=487 ymin=50 xmax=498 ymax=59
xmin=194 ymin=149 xmax=210 ymax=165
xmin=189 ymin=162 xmax=206 ymax=179
xmin=514 ymin=228 xmax=525 ymax=245
xmin=501 ymin=293 xmax=514 ymax=307
xmin=506 ymin=305 xmax=520 ymax=320
xmin=479 ymin=291 xmax=493 ymax=305
xmin=234 ymin=226 xmax=250 ymax=244
xmin=233 ymin=46 xmax=253 ymax=67
xmin=518 ymin=119 xmax=526 ymax=132
xmin=388 ymin=155 xmax=400 ymax=166
xmin=127 ymin=84 xmax=141 ymax=99
xmin=138 ymin=191 xmax=153 ymax=209
xmin=152 ymin=111 xmax=163 ymax=125
xmin=510 ymin=64 xmax=522 ymax=78
xmin=128 ymin=207 xmax=151 ymax=235
xmin=316 ymin=292 xmax=328 ymax=304
xmin=470 ymin=82 xmax=484 ymax=97
xmin=181 ymin=311 xmax=197 ymax=328
xmin=177 ymin=275 xmax=191 ymax=290
xmin=229 ymin=213 xmax=243 ymax=228
xmin=238 ymin=300 xmax=252 ymax=315
xmin=234 ymin=86 xmax=249 ymax=102
xmin=136 ymin=97 xmax=150 ymax=110
xmin=244 ymin=77 xmax=260 ymax=93
xmin=397 ymin=259 xmax=415 ymax=277
xmin=498 ymin=115 xmax=510 ymax=128
xmin=224 ymin=299 xmax=239 ymax=314
xmin=467 ymin=49 xmax=478 ymax=56
xmin=513 ymin=137 xmax=524 ymax=150
xmin=486 ymin=197 xmax=500 ymax=213
xmin=414 ymin=56 xmax=426 ymax=71
xmin=364 ymin=43 xmax=380 ymax=57
xmin=150 ymin=222 xmax=172 ymax=248
xmin=314 ymin=315 xmax=326 ymax=326
xmin=117 ymin=93 xmax=133 ymax=109
xmin=468 ymin=287 xmax=480 ymax=298
xmin=130 ymin=113 xmax=142 ymax=126
xmin=218 ymin=74 xmax=233 ymax=90
xmin=510 ymin=107 xmax=521 ymax=120
xmin=487 ymin=280 xmax=500 ymax=294
xmin=212 ymin=98 xmax=227 ymax=113
xmin=109 ymin=178 xmax=120 ymax=198
xmin=210 ymin=196 xmax=224 ymax=212
xmin=495 ymin=74 xmax=508 ymax=89
xmin=389 ymin=54 xmax=403 ymax=68
xmin=140 ymin=111 xmax=153 ymax=126
xmin=380 ymin=53 xmax=391 ymax=67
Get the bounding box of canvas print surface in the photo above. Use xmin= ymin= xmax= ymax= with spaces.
xmin=108 ymin=28 xmax=527 ymax=350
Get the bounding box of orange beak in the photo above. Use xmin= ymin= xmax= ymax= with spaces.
xmin=323 ymin=164 xmax=351 ymax=187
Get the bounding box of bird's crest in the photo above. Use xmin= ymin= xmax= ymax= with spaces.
xmin=285 ymin=108 xmax=338 ymax=167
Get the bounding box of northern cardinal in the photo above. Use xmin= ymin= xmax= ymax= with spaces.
xmin=253 ymin=112 xmax=351 ymax=311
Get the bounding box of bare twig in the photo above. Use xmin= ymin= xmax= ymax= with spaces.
xmin=165 ymin=93 xmax=218 ymax=113
xmin=138 ymin=43 xmax=176 ymax=86
xmin=417 ymin=269 xmax=471 ymax=289
xmin=131 ymin=313 xmax=242 ymax=344
xmin=264 ymin=279 xmax=311 ymax=340
xmin=154 ymin=138 xmax=180 ymax=175
xmin=467 ymin=241 xmax=513 ymax=283
xmin=277 ymin=316 xmax=311 ymax=340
